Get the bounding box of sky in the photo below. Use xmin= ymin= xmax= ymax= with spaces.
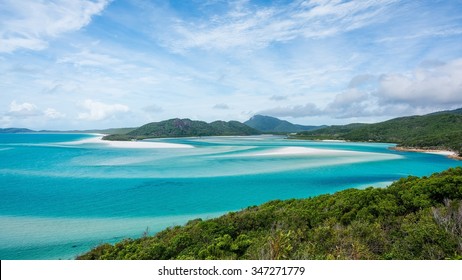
xmin=1 ymin=0 xmax=462 ymax=130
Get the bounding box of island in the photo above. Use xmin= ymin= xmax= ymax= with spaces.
xmin=102 ymin=118 xmax=260 ymax=141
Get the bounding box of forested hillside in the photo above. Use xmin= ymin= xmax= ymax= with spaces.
xmin=296 ymin=113 xmax=462 ymax=155
xmin=103 ymin=118 xmax=259 ymax=140
xmin=79 ymin=167 xmax=462 ymax=260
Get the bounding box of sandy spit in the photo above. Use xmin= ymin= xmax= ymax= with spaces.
xmin=65 ymin=136 xmax=194 ymax=149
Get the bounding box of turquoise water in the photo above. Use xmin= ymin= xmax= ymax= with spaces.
xmin=0 ymin=133 xmax=460 ymax=259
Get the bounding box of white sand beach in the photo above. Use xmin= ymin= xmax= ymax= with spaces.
xmin=65 ymin=136 xmax=194 ymax=149
xmin=390 ymin=146 xmax=459 ymax=160
xmin=423 ymin=150 xmax=456 ymax=156
xmin=239 ymin=146 xmax=358 ymax=157
xmin=321 ymin=139 xmax=347 ymax=142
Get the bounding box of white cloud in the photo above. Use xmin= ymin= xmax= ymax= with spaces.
xmin=4 ymin=101 xmax=65 ymax=122
xmin=78 ymin=99 xmax=129 ymax=121
xmin=0 ymin=0 xmax=110 ymax=52
xmin=377 ymin=58 xmax=462 ymax=106
xmin=164 ymin=0 xmax=398 ymax=52
xmin=7 ymin=101 xmax=41 ymax=117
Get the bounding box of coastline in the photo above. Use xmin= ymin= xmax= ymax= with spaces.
xmin=390 ymin=146 xmax=461 ymax=160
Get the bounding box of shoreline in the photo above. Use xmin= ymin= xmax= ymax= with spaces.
xmin=390 ymin=146 xmax=461 ymax=160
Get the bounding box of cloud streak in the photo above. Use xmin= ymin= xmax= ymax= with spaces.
xmin=0 ymin=0 xmax=110 ymax=52
xmin=163 ymin=0 xmax=398 ymax=52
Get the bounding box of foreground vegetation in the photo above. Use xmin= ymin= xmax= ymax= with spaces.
xmin=79 ymin=167 xmax=462 ymax=260
xmin=295 ymin=112 xmax=462 ymax=155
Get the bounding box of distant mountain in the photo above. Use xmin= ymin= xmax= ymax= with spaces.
xmin=296 ymin=108 xmax=462 ymax=154
xmin=103 ymin=118 xmax=260 ymax=140
xmin=0 ymin=128 xmax=34 ymax=133
xmin=244 ymin=115 xmax=325 ymax=133
xmin=0 ymin=127 xmax=135 ymax=134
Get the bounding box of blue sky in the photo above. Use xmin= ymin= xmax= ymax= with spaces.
xmin=1 ymin=0 xmax=462 ymax=130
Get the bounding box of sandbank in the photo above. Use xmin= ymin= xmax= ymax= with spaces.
xmin=245 ymin=147 xmax=354 ymax=157
xmin=65 ymin=136 xmax=194 ymax=149
xmin=390 ymin=146 xmax=461 ymax=160
xmin=320 ymin=139 xmax=347 ymax=142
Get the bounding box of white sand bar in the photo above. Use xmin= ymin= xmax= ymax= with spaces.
xmin=424 ymin=150 xmax=456 ymax=156
xmin=240 ymin=147 xmax=360 ymax=157
xmin=321 ymin=139 xmax=347 ymax=142
xmin=65 ymin=136 xmax=194 ymax=149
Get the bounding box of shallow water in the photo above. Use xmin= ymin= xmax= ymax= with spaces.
xmin=0 ymin=134 xmax=460 ymax=259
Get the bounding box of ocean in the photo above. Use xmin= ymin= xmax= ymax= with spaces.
xmin=0 ymin=133 xmax=460 ymax=259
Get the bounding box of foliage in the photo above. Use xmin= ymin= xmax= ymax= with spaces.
xmin=295 ymin=113 xmax=462 ymax=154
xmin=78 ymin=167 xmax=462 ymax=260
xmin=102 ymin=118 xmax=260 ymax=140
xmin=102 ymin=134 xmax=139 ymax=141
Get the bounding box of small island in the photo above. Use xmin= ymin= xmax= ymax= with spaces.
xmin=102 ymin=118 xmax=260 ymax=141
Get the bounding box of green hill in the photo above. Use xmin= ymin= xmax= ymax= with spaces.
xmin=295 ymin=111 xmax=462 ymax=155
xmin=103 ymin=118 xmax=260 ymax=140
xmin=244 ymin=115 xmax=325 ymax=133
xmin=78 ymin=167 xmax=462 ymax=260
